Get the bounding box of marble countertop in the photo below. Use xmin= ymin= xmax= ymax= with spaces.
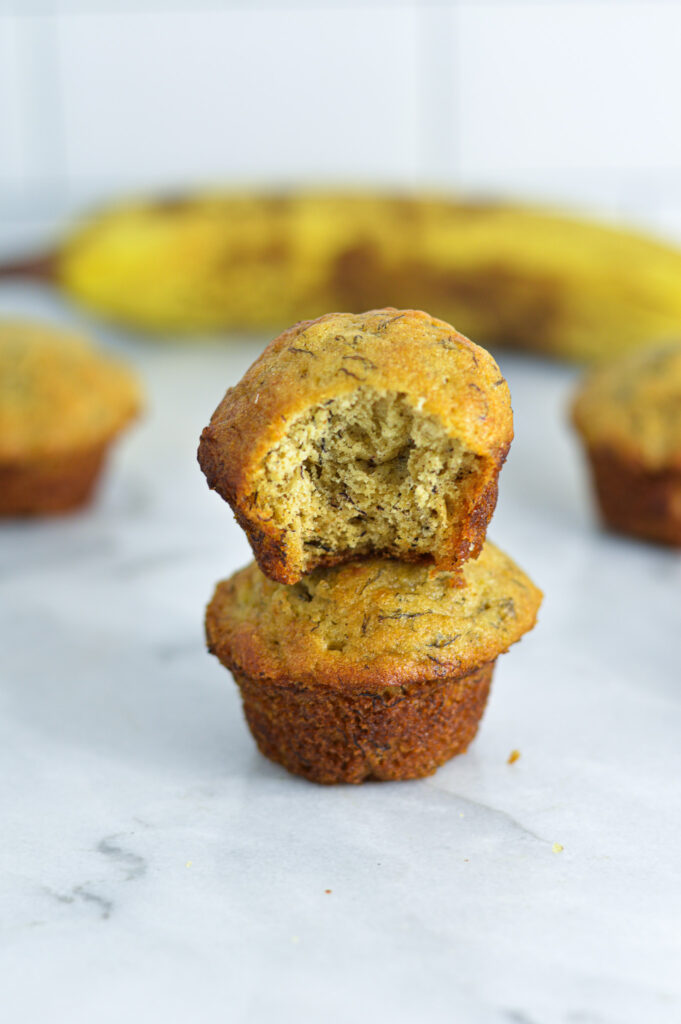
xmin=2 ymin=287 xmax=680 ymax=1024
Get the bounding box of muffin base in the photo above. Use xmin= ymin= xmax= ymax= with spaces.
xmin=0 ymin=444 xmax=110 ymax=516
xmin=233 ymin=662 xmax=495 ymax=784
xmin=586 ymin=446 xmax=681 ymax=546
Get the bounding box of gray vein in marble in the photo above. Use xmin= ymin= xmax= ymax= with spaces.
xmin=40 ymin=835 xmax=146 ymax=924
xmin=72 ymin=886 xmax=114 ymax=920
xmin=423 ymin=784 xmax=552 ymax=846
xmin=504 ymin=1011 xmax=540 ymax=1024
xmin=97 ymin=834 xmax=147 ymax=881
xmin=155 ymin=639 xmax=202 ymax=662
xmin=45 ymin=885 xmax=113 ymax=921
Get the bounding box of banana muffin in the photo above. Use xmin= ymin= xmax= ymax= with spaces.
xmin=0 ymin=320 xmax=141 ymax=515
xmin=205 ymin=540 xmax=542 ymax=784
xmin=199 ymin=308 xmax=513 ymax=584
xmin=572 ymin=343 xmax=681 ymax=545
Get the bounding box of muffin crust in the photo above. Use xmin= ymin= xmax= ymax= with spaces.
xmin=0 ymin=320 xmax=140 ymax=463
xmin=234 ymin=663 xmax=495 ymax=784
xmin=0 ymin=446 xmax=110 ymax=516
xmin=206 ymin=540 xmax=541 ymax=690
xmin=572 ymin=343 xmax=681 ymax=544
xmin=0 ymin=320 xmax=141 ymax=516
xmin=206 ymin=541 xmax=541 ymax=783
xmin=572 ymin=343 xmax=681 ymax=469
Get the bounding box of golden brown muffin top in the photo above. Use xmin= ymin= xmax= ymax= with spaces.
xmin=0 ymin=320 xmax=141 ymax=461
xmin=206 ymin=540 xmax=542 ymax=690
xmin=203 ymin=307 xmax=513 ymax=473
xmin=572 ymin=343 xmax=681 ymax=468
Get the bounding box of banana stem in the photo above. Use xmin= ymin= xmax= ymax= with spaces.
xmin=0 ymin=251 xmax=56 ymax=283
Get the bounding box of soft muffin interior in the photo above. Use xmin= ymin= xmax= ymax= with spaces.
xmin=257 ymin=388 xmax=479 ymax=566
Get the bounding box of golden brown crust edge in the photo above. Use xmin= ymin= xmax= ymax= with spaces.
xmin=198 ymin=307 xmax=513 ymax=583
xmin=582 ymin=444 xmax=681 ymax=546
xmin=234 ymin=662 xmax=495 ymax=784
xmin=203 ymin=309 xmax=512 ymax=461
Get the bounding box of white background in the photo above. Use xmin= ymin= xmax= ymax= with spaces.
xmin=3 ymin=0 xmax=681 ymax=250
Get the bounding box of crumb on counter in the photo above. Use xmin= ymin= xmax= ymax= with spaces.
xmin=507 ymin=749 xmax=521 ymax=764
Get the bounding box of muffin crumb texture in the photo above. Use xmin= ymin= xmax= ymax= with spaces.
xmin=259 ymin=388 xmax=478 ymax=568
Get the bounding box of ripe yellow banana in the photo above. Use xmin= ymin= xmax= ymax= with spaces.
xmin=8 ymin=191 xmax=681 ymax=361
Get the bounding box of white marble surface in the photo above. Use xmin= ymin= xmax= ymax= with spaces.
xmin=1 ymin=287 xmax=680 ymax=1024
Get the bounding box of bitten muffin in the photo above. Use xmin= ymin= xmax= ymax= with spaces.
xmin=0 ymin=320 xmax=141 ymax=516
xmin=572 ymin=343 xmax=681 ymax=545
xmin=205 ymin=540 xmax=542 ymax=784
xmin=198 ymin=308 xmax=513 ymax=584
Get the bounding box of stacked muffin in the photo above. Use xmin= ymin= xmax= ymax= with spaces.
xmin=199 ymin=309 xmax=541 ymax=783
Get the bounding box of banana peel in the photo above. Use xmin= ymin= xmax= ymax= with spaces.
xmin=2 ymin=190 xmax=681 ymax=362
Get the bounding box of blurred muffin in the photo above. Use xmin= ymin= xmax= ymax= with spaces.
xmin=0 ymin=320 xmax=141 ymax=516
xmin=572 ymin=343 xmax=681 ymax=545
xmin=205 ymin=540 xmax=542 ymax=784
xmin=199 ymin=308 xmax=513 ymax=585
